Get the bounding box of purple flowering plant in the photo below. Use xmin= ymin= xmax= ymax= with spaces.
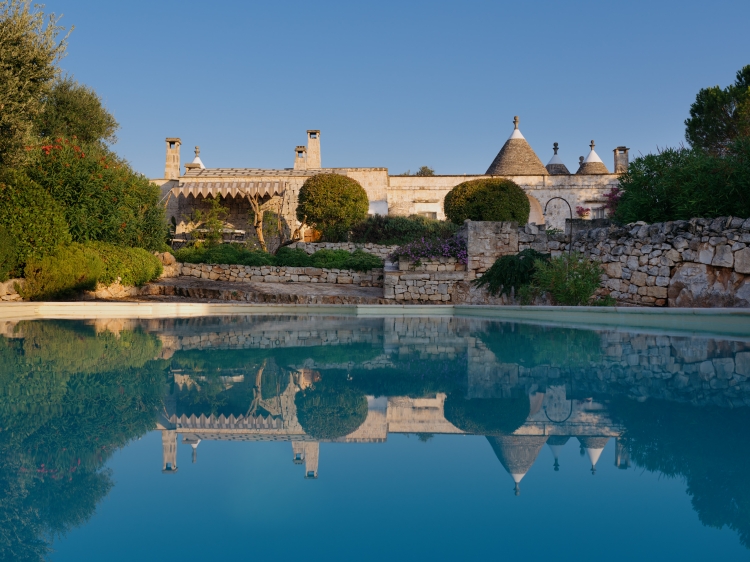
xmin=390 ymin=235 xmax=468 ymax=266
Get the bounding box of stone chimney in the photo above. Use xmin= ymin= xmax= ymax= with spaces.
xmin=293 ymin=145 xmax=307 ymax=170
xmin=306 ymin=130 xmax=321 ymax=168
xmin=161 ymin=429 xmax=178 ymax=473
xmin=613 ymin=146 xmax=630 ymax=174
xmin=164 ymin=138 xmax=182 ymax=179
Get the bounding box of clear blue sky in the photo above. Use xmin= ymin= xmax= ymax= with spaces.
xmin=42 ymin=0 xmax=750 ymax=178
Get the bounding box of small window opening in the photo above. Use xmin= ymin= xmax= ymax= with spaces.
xmin=169 ymin=142 xmax=176 ymax=149
xmin=309 ymin=132 xmax=317 ymax=139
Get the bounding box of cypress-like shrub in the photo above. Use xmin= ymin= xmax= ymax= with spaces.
xmin=0 ymin=169 xmax=71 ymax=277
xmin=443 ymin=178 xmax=530 ymax=225
xmin=296 ymin=173 xmax=369 ymax=241
xmin=24 ymin=139 xmax=167 ymax=250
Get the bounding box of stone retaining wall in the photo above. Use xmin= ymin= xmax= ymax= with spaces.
xmin=383 ymin=258 xmax=465 ymax=302
xmin=177 ymin=263 xmax=384 ymax=287
xmin=569 ymin=217 xmax=750 ymax=307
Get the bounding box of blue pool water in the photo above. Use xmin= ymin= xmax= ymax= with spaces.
xmin=1 ymin=315 xmax=748 ymax=561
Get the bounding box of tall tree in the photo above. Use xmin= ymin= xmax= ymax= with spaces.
xmin=0 ymin=0 xmax=69 ymax=166
xmin=685 ymin=65 xmax=750 ymax=154
xmin=34 ymin=76 xmax=118 ymax=144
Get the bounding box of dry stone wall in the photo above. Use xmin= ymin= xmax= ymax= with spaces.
xmin=177 ymin=263 xmax=384 ymax=287
xmin=570 ymin=217 xmax=750 ymax=307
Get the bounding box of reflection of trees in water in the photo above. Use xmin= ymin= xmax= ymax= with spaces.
xmin=443 ymin=390 xmax=530 ymax=435
xmin=295 ymin=372 xmax=369 ymax=440
xmin=0 ymin=322 xmax=167 ymax=561
xmin=611 ymin=398 xmax=750 ymax=549
xmin=479 ymin=322 xmax=603 ymax=368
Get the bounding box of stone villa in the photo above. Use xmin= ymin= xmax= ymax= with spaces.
xmin=153 ymin=117 xmax=629 ymax=235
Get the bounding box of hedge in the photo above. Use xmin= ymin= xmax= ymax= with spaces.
xmin=444 ymin=178 xmax=530 ymax=225
xmin=21 ymin=242 xmax=162 ymax=301
xmin=173 ymin=245 xmax=383 ymax=272
xmin=349 ymin=215 xmax=458 ymax=245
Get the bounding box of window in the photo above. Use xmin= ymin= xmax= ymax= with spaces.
xmin=298 ymin=152 xmax=305 ymax=158
xmin=592 ymin=207 xmax=606 ymax=219
xmin=169 ymin=142 xmax=175 ymax=149
xmin=309 ymin=132 xmax=317 ymax=139
xmin=419 ymin=212 xmax=437 ymax=219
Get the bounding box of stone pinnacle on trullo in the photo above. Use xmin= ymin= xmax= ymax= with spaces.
xmin=546 ymin=142 xmax=571 ymax=175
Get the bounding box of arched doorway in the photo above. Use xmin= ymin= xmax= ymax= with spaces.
xmin=527 ymin=194 xmax=544 ymax=225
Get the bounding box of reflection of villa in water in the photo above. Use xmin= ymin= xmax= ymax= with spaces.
xmin=82 ymin=313 xmax=744 ymax=493
xmin=158 ymin=373 xmax=626 ymax=493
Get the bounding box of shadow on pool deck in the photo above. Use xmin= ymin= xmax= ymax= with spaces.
xmin=135 ymin=277 xmax=390 ymax=304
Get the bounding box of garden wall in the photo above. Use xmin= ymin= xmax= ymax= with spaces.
xmin=569 ymin=217 xmax=750 ymax=307
xmin=385 ymin=217 xmax=750 ymax=307
xmin=175 ymin=263 xmax=384 ymax=287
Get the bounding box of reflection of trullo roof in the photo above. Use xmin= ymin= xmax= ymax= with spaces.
xmin=487 ymin=435 xmax=548 ymax=495
xmin=577 ymin=436 xmax=610 ymax=474
xmin=546 ymin=143 xmax=571 ymax=175
xmin=485 ymin=116 xmax=550 ymax=176
xmin=577 ymin=140 xmax=609 ymax=175
xmin=546 ymin=435 xmax=570 ymax=471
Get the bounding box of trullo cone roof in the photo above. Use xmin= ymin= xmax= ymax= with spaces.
xmin=546 ymin=142 xmax=570 ymax=175
xmin=486 ymin=116 xmax=549 ymax=176
xmin=487 ymin=435 xmax=548 ymax=494
xmin=577 ymin=140 xmax=609 ymax=174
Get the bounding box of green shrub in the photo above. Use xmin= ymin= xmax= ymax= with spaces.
xmin=296 ymin=173 xmax=369 ymax=241
xmin=174 ymin=245 xmax=274 ymax=267
xmin=474 ymin=248 xmax=550 ymax=296
xmin=274 ymin=247 xmax=313 ymax=267
xmin=342 ymin=249 xmax=384 ymax=272
xmin=88 ymin=242 xmax=162 ymax=286
xmin=173 ymin=245 xmax=383 ymax=272
xmin=349 ymin=215 xmax=458 ymax=245
xmin=24 ymin=139 xmax=167 ymax=250
xmin=443 ymin=391 xmax=530 ymax=435
xmin=444 ymin=178 xmax=530 ymax=225
xmin=0 ymin=226 xmax=17 ymax=282
xmin=521 ymin=252 xmax=602 ymax=306
xmin=0 ymin=169 xmax=71 ymax=276
xmin=22 ymin=244 xmax=103 ymax=300
xmin=615 ymin=138 xmax=750 ymax=223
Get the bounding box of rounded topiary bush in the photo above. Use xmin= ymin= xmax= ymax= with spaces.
xmin=443 ymin=391 xmax=530 ymax=435
xmin=295 ymin=379 xmax=368 ymax=440
xmin=0 ymin=169 xmax=71 ymax=277
xmin=443 ymin=178 xmax=530 ymax=225
xmin=296 ymin=173 xmax=369 ymax=241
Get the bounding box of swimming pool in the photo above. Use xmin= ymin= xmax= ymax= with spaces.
xmin=1 ymin=311 xmax=748 ymax=560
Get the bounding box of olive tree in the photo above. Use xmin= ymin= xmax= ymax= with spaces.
xmin=0 ymin=0 xmax=69 ymax=166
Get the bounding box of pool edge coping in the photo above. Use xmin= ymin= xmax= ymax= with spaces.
xmin=1 ymin=302 xmax=749 ymax=337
